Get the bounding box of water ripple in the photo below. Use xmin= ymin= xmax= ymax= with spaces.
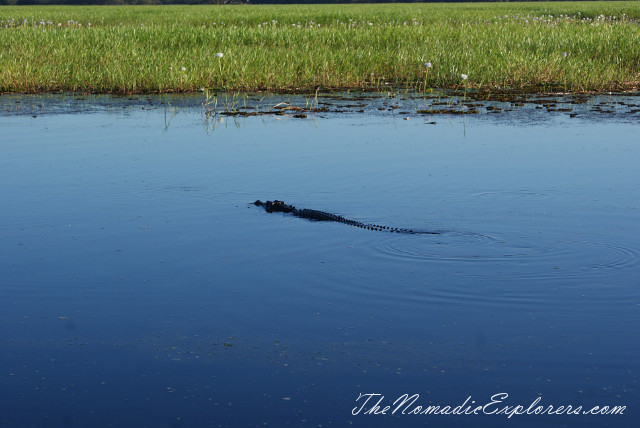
xmin=371 ymin=232 xmax=640 ymax=282
xmin=373 ymin=231 xmax=532 ymax=262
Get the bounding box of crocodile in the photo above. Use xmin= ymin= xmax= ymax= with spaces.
xmin=253 ymin=200 xmax=439 ymax=235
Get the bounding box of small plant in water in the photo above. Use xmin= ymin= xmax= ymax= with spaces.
xmin=202 ymin=88 xmax=218 ymax=117
xmin=422 ymin=62 xmax=432 ymax=93
xmin=305 ymin=86 xmax=320 ymax=111
xmin=202 ymin=89 xmax=244 ymax=119
xmin=460 ymin=74 xmax=469 ymax=110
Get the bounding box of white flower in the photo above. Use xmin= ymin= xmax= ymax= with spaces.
xmin=180 ymin=66 xmax=186 ymax=71
xmin=215 ymin=52 xmax=223 ymax=58
xmin=424 ymin=62 xmax=432 ymax=68
xmin=461 ymin=74 xmax=468 ymax=80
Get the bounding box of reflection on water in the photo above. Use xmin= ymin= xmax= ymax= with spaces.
xmin=0 ymin=93 xmax=638 ymax=427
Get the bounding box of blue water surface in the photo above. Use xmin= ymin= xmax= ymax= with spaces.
xmin=1 ymin=93 xmax=639 ymax=427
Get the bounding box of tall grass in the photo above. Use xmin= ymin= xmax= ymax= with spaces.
xmin=1 ymin=2 xmax=639 ymax=93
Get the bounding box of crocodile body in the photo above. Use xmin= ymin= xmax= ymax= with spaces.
xmin=254 ymin=200 xmax=439 ymax=235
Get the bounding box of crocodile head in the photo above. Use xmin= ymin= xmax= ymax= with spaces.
xmin=255 ymin=200 xmax=296 ymax=213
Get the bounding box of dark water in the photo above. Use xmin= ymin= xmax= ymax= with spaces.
xmin=1 ymin=94 xmax=638 ymax=427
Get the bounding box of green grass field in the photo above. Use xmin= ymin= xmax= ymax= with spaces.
xmin=1 ymin=2 xmax=639 ymax=94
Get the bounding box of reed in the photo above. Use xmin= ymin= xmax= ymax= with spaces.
xmin=1 ymin=2 xmax=639 ymax=94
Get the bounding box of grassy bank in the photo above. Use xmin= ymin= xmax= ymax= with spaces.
xmin=1 ymin=2 xmax=639 ymax=94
